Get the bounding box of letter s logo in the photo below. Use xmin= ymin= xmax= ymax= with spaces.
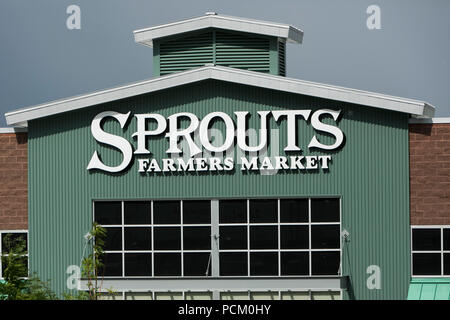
xmin=87 ymin=111 xmax=132 ymax=173
xmin=308 ymin=109 xmax=345 ymax=151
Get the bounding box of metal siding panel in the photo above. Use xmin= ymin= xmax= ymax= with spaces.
xmin=28 ymin=80 xmax=410 ymax=299
xmin=158 ymin=30 xmax=278 ymax=76
xmin=435 ymin=284 xmax=450 ymax=300
xmin=407 ymin=283 xmax=422 ymax=300
xmin=420 ymin=284 xmax=438 ymax=300
xmin=216 ymin=31 xmax=271 ymax=74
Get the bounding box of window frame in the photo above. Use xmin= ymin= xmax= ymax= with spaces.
xmin=218 ymin=198 xmax=342 ymax=277
xmin=0 ymin=230 xmax=29 ymax=280
xmin=410 ymin=225 xmax=450 ymax=277
xmin=93 ymin=196 xmax=342 ymax=279
xmin=94 ymin=200 xmax=212 ymax=278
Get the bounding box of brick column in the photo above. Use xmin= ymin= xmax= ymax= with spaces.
xmin=0 ymin=132 xmax=28 ymax=230
xmin=410 ymin=123 xmax=450 ymax=225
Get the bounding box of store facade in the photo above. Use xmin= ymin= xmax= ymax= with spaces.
xmin=1 ymin=14 xmax=449 ymax=300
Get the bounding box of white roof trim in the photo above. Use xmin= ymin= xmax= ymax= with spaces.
xmin=133 ymin=13 xmax=303 ymax=46
xmin=409 ymin=117 xmax=450 ymax=124
xmin=0 ymin=127 xmax=27 ymax=133
xmin=4 ymin=66 xmax=435 ymax=127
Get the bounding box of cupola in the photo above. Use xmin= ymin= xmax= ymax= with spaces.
xmin=133 ymin=13 xmax=303 ymax=77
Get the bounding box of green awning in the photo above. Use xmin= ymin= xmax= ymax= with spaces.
xmin=407 ymin=278 xmax=450 ymax=300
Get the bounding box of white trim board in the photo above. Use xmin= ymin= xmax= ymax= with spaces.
xmin=79 ymin=277 xmax=345 ymax=292
xmin=133 ymin=13 xmax=303 ymax=47
xmin=409 ymin=118 xmax=450 ymax=124
xmin=4 ymin=66 xmax=435 ymax=127
xmin=0 ymin=127 xmax=28 ymax=133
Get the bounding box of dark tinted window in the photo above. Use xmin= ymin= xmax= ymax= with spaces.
xmin=412 ymin=253 xmax=441 ymax=275
xmin=1 ymin=233 xmax=27 ymax=252
xmin=124 ymin=202 xmax=151 ymax=224
xmin=250 ymin=226 xmax=278 ymax=249
xmin=153 ymin=201 xmax=180 ymax=224
xmin=311 ymin=199 xmax=339 ymax=222
xmin=250 ymin=252 xmax=278 ymax=276
xmin=249 ymin=199 xmax=277 ymax=223
xmin=444 ymin=254 xmax=450 ymax=276
xmin=280 ymin=225 xmax=309 ymax=249
xmin=102 ymin=253 xmax=122 ymax=276
xmin=219 ymin=226 xmax=247 ymax=250
xmin=220 ymin=252 xmax=247 ymax=276
xmin=124 ymin=227 xmax=151 ymax=250
xmin=281 ymin=252 xmax=309 ymax=275
xmin=311 ymin=225 xmax=340 ymax=249
xmin=184 ymin=253 xmax=211 ymax=276
xmin=1 ymin=256 xmax=28 ymax=278
xmin=183 ymin=227 xmax=211 ymax=250
xmin=311 ymin=251 xmax=340 ymax=275
xmin=219 ymin=200 xmax=247 ymax=223
xmin=443 ymin=229 xmax=450 ymax=250
xmin=412 ymin=229 xmax=441 ymax=251
xmin=103 ymin=227 xmax=122 ymax=251
xmin=154 ymin=253 xmax=181 ymax=276
xmin=183 ymin=201 xmax=211 ymax=224
xmin=280 ymin=199 xmax=308 ymax=223
xmin=124 ymin=253 xmax=151 ymax=276
xmin=94 ymin=202 xmax=122 ymax=225
xmin=153 ymin=227 xmax=181 ymax=250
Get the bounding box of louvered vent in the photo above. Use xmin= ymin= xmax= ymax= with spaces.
xmin=158 ymin=30 xmax=279 ymax=76
xmin=278 ymin=41 xmax=286 ymax=76
xmin=215 ymin=31 xmax=271 ymax=73
xmin=160 ymin=32 xmax=214 ymax=76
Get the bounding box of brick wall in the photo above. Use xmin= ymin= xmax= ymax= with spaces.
xmin=410 ymin=123 xmax=450 ymax=225
xmin=0 ymin=132 xmax=27 ymax=230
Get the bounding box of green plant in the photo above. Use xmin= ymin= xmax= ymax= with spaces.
xmin=62 ymin=290 xmax=89 ymax=300
xmin=81 ymin=222 xmax=107 ymax=300
xmin=0 ymin=234 xmax=57 ymax=300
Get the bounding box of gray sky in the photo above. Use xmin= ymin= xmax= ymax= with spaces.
xmin=1 ymin=0 xmax=449 ymax=127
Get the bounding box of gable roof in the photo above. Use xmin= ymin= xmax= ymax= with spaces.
xmin=4 ymin=65 xmax=435 ymax=127
xmin=133 ymin=13 xmax=303 ymax=47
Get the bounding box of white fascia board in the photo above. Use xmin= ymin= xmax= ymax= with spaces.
xmin=4 ymin=66 xmax=435 ymax=127
xmin=4 ymin=68 xmax=212 ymax=127
xmin=0 ymin=127 xmax=27 ymax=133
xmin=133 ymin=14 xmax=303 ymax=46
xmin=409 ymin=117 xmax=450 ymax=124
xmin=209 ymin=67 xmax=435 ymax=118
xmin=79 ymin=277 xmax=345 ymax=292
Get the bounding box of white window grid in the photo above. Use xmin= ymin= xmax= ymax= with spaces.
xmin=410 ymin=225 xmax=450 ymax=277
xmin=218 ymin=198 xmax=341 ymax=277
xmin=95 ymin=200 xmax=212 ymax=278
xmin=94 ymin=197 xmax=341 ymax=278
xmin=0 ymin=230 xmax=29 ymax=280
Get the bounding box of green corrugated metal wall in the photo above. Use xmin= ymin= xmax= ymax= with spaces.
xmin=154 ymin=29 xmax=282 ymax=76
xmin=28 ymin=80 xmax=410 ymax=299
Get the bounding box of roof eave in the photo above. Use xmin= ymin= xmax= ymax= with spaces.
xmin=5 ymin=66 xmax=434 ymax=127
xmin=133 ymin=15 xmax=303 ymax=47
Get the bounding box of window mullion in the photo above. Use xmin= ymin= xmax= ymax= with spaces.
xmin=122 ymin=201 xmax=125 ymax=277
xmin=181 ymin=200 xmax=184 ymax=277
xmin=0 ymin=232 xmax=2 ymax=279
xmin=247 ymin=199 xmax=250 ymax=276
xmin=308 ymin=198 xmax=312 ymax=276
xmin=151 ymin=200 xmax=154 ymax=277
xmin=442 ymin=227 xmax=444 ymax=276
xmin=211 ymin=199 xmax=220 ymax=277
xmin=278 ymin=199 xmax=281 ymax=276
